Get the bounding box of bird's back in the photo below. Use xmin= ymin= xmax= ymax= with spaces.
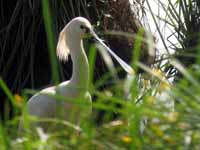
xmin=19 ymin=86 xmax=57 ymax=131
xmin=19 ymin=83 xmax=92 ymax=132
xmin=27 ymin=87 xmax=57 ymax=118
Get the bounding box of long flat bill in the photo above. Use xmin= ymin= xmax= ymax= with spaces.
xmin=91 ymin=30 xmax=134 ymax=75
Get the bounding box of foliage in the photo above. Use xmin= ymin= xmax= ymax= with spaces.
xmin=0 ymin=0 xmax=200 ymax=149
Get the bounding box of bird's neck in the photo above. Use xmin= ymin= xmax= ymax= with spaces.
xmin=69 ymin=38 xmax=89 ymax=91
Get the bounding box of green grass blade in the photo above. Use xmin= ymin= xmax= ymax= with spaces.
xmin=0 ymin=78 xmax=18 ymax=111
xmin=0 ymin=123 xmax=10 ymax=150
xmin=42 ymin=0 xmax=59 ymax=84
xmin=88 ymin=45 xmax=97 ymax=88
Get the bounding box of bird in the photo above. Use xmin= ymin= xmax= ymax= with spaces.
xmin=19 ymin=17 xmax=133 ymax=132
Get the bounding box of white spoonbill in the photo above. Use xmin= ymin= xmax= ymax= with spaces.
xmin=19 ymin=17 xmax=133 ymax=131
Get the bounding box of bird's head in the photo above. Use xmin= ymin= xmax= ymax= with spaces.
xmin=57 ymin=17 xmax=134 ymax=75
xmin=56 ymin=17 xmax=93 ymax=61
xmin=67 ymin=17 xmax=92 ymax=38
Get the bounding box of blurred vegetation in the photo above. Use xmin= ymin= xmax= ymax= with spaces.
xmin=0 ymin=0 xmax=200 ymax=149
xmin=0 ymin=0 xmax=153 ymax=121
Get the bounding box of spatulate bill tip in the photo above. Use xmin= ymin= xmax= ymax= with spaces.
xmin=124 ymin=66 xmax=134 ymax=75
xmin=129 ymin=69 xmax=135 ymax=76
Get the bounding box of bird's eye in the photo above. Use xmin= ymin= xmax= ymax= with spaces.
xmin=80 ymin=25 xmax=85 ymax=29
xmin=80 ymin=25 xmax=90 ymax=33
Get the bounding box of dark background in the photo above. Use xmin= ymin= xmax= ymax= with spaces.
xmin=0 ymin=0 xmax=154 ymax=122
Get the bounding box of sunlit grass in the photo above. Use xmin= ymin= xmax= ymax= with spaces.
xmin=1 ymin=0 xmax=200 ymax=149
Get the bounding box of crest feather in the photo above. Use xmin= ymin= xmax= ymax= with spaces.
xmin=56 ymin=27 xmax=70 ymax=61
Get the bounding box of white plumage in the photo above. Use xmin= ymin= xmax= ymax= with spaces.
xmin=19 ymin=17 xmax=133 ymax=132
